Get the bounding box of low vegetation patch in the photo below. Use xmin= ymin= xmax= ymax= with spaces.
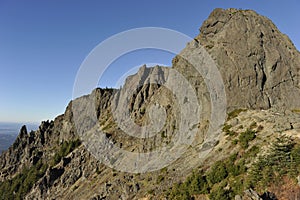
xmin=51 ymin=139 xmax=81 ymax=166
xmin=238 ymin=129 xmax=256 ymax=149
xmin=0 ymin=160 xmax=48 ymax=200
xmin=166 ymin=136 xmax=300 ymax=200
xmin=227 ymin=109 xmax=247 ymax=120
xmin=292 ymin=109 xmax=300 ymax=113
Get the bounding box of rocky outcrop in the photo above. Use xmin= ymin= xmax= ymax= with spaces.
xmin=235 ymin=189 xmax=262 ymax=200
xmin=235 ymin=189 xmax=278 ymax=200
xmin=195 ymin=8 xmax=300 ymax=111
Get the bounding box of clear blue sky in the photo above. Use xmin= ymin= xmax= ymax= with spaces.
xmin=0 ymin=0 xmax=299 ymax=123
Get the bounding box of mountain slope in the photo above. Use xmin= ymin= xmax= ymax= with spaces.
xmin=0 ymin=8 xmax=300 ymax=200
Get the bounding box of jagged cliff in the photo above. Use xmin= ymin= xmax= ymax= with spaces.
xmin=1 ymin=8 xmax=300 ymax=200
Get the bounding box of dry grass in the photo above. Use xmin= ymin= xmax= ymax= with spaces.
xmin=268 ymin=176 xmax=300 ymax=200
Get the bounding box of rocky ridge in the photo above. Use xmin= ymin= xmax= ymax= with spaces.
xmin=0 ymin=8 xmax=300 ymax=199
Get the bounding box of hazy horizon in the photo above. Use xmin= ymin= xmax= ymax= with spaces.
xmin=0 ymin=121 xmax=39 ymax=130
xmin=0 ymin=122 xmax=39 ymax=153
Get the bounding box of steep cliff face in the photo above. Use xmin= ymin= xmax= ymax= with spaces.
xmin=1 ymin=8 xmax=300 ymax=200
xmin=195 ymin=8 xmax=300 ymax=111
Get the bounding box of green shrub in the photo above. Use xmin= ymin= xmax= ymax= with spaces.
xmin=207 ymin=161 xmax=228 ymax=185
xmin=291 ymin=144 xmax=300 ymax=163
xmin=249 ymin=122 xmax=257 ymax=129
xmin=51 ymin=139 xmax=81 ymax=166
xmin=239 ymin=129 xmax=256 ymax=149
xmin=230 ymin=176 xmax=245 ymax=195
xmin=292 ymin=109 xmax=300 ymax=113
xmin=223 ymin=124 xmax=237 ymax=137
xmin=232 ymin=139 xmax=238 ymax=145
xmin=227 ymin=109 xmax=246 ymax=120
xmin=244 ymin=145 xmax=260 ymax=159
xmin=167 ymin=170 xmax=209 ymax=199
xmin=222 ymin=124 xmax=232 ymax=133
xmin=157 ymin=174 xmax=165 ymax=183
xmin=209 ymin=181 xmax=233 ymax=200
xmin=140 ymin=108 xmax=146 ymax=114
xmin=168 ymin=182 xmax=193 ymax=200
xmin=186 ymin=171 xmax=209 ymax=194
xmin=206 ymin=44 xmax=214 ymax=49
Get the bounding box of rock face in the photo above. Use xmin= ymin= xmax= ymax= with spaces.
xmin=195 ymin=8 xmax=300 ymax=111
xmin=235 ymin=189 xmax=262 ymax=200
xmin=0 ymin=8 xmax=300 ymax=199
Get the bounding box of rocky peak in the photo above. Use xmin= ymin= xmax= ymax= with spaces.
xmin=193 ymin=8 xmax=300 ymax=111
xmin=18 ymin=125 xmax=28 ymax=139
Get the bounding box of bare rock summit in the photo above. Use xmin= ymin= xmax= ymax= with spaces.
xmin=194 ymin=8 xmax=300 ymax=111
